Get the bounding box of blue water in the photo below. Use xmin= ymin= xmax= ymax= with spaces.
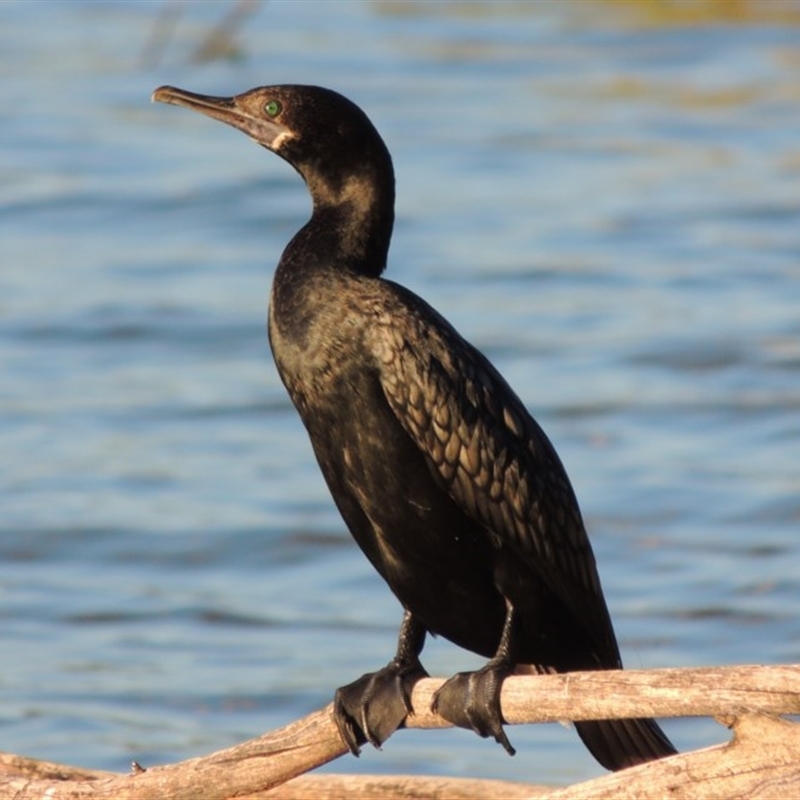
xmin=1 ymin=0 xmax=799 ymax=786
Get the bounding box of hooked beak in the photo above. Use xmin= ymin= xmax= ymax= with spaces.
xmin=152 ymin=85 xmax=291 ymax=151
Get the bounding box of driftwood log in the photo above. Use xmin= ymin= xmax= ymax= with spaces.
xmin=2 ymin=664 xmax=799 ymax=799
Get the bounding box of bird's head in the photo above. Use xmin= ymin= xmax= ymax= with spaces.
xmin=152 ymin=84 xmax=394 ymax=214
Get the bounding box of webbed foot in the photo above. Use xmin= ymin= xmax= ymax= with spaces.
xmin=432 ymin=661 xmax=516 ymax=756
xmin=334 ymin=656 xmax=428 ymax=754
xmin=333 ymin=610 xmax=428 ymax=754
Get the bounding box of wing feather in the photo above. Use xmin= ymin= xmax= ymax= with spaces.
xmin=369 ymin=283 xmax=613 ymax=642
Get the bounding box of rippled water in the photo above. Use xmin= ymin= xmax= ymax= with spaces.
xmin=1 ymin=0 xmax=799 ymax=786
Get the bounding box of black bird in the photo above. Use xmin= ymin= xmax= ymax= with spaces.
xmin=152 ymin=84 xmax=677 ymax=771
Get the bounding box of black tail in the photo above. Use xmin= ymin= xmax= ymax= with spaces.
xmin=575 ymin=716 xmax=677 ymax=771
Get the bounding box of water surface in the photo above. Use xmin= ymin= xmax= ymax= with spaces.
xmin=1 ymin=0 xmax=799 ymax=786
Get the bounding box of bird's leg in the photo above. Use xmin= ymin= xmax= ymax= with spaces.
xmin=432 ymin=598 xmax=518 ymax=755
xmin=333 ymin=609 xmax=429 ymax=755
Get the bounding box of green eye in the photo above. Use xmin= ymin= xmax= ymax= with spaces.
xmin=265 ymin=99 xmax=282 ymax=118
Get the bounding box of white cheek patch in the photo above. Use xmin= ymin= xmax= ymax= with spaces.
xmin=236 ymin=115 xmax=293 ymax=151
xmin=271 ymin=129 xmax=296 ymax=151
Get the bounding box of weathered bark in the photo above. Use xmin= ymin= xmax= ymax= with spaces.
xmin=260 ymin=773 xmax=551 ymax=799
xmin=1 ymin=664 xmax=798 ymax=800
xmin=542 ymin=714 xmax=800 ymax=800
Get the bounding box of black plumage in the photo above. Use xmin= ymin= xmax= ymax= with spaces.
xmin=152 ymin=83 xmax=677 ymax=771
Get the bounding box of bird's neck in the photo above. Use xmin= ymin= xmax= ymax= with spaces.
xmin=269 ymin=168 xmax=394 ymax=346
xmin=310 ymin=168 xmax=394 ymax=275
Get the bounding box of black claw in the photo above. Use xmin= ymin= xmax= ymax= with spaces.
xmin=432 ymin=663 xmax=516 ymax=756
xmin=332 ymin=693 xmax=365 ymax=755
xmin=333 ymin=658 xmax=428 ymax=753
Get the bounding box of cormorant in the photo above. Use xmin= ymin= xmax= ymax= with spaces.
xmin=152 ymin=83 xmax=677 ymax=771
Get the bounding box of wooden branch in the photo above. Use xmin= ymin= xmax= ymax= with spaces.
xmin=540 ymin=714 xmax=800 ymax=800
xmin=260 ymin=773 xmax=551 ymax=799
xmin=2 ymin=664 xmax=799 ymax=800
xmin=265 ymin=714 xmax=800 ymax=799
xmin=404 ymin=663 xmax=800 ymax=728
